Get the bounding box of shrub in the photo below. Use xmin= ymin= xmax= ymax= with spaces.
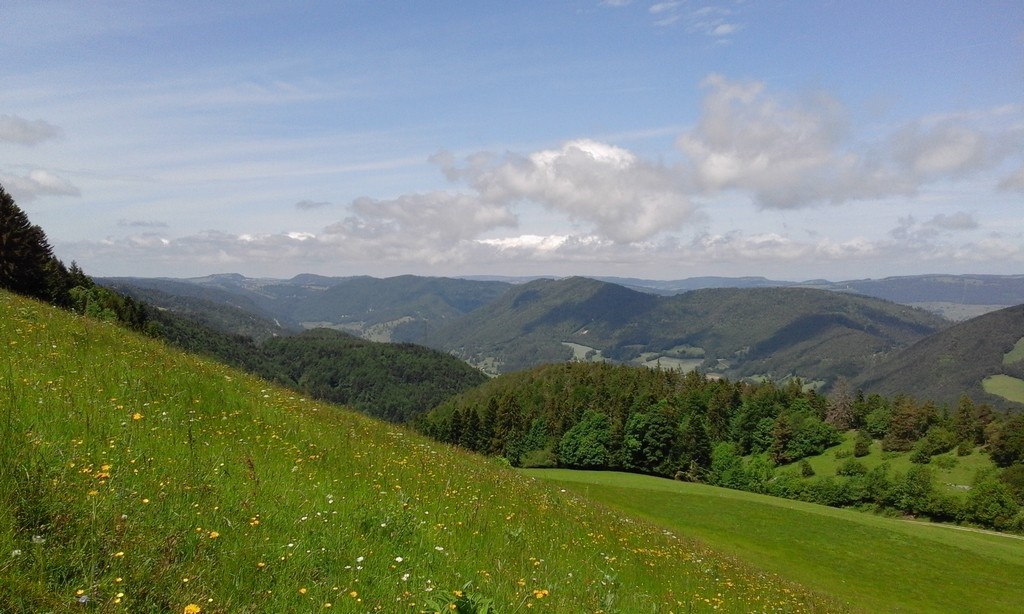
xmin=956 ymin=439 xmax=974 ymax=457
xmin=853 ymin=430 xmax=872 ymax=457
xmin=836 ymin=458 xmax=868 ymax=477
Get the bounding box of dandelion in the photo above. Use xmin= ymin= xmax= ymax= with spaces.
xmin=183 ymin=605 xmax=202 ymax=614
xmin=208 ymin=531 xmax=220 ymax=539
xmin=132 ymin=412 xmax=143 ymax=421
xmin=299 ymin=588 xmax=307 ymax=595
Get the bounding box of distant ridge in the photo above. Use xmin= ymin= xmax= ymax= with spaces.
xmin=855 ymin=303 xmax=1024 ymax=408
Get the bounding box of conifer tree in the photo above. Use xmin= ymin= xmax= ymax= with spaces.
xmin=0 ymin=184 xmax=59 ymax=301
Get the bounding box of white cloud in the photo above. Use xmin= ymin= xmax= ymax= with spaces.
xmin=0 ymin=114 xmax=62 ymax=145
xmin=891 ymin=122 xmax=993 ymax=178
xmin=324 ymin=191 xmax=517 ymax=250
xmin=0 ymin=169 xmax=80 ymax=201
xmin=450 ymin=139 xmax=697 ymax=243
xmin=677 ymin=74 xmax=914 ymax=208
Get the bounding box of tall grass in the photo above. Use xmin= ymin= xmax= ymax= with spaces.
xmin=0 ymin=291 xmax=835 ymax=613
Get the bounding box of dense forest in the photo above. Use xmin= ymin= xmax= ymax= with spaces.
xmin=419 ymin=361 xmax=1024 ymax=532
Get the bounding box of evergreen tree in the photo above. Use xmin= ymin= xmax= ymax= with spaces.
xmin=460 ymin=408 xmax=480 ymax=451
xmin=678 ymin=414 xmax=711 ymax=474
xmin=0 ymin=184 xmax=59 ymax=301
xmin=952 ymin=394 xmax=978 ymax=445
xmin=769 ymin=413 xmax=794 ymax=465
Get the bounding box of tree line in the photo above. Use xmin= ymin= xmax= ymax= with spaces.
xmin=418 ymin=361 xmax=1024 ymax=532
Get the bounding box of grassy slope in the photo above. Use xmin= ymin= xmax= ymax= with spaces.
xmin=525 ymin=469 xmax=1024 ymax=614
xmin=0 ymin=291 xmax=831 ymax=613
xmin=782 ymin=431 xmax=995 ymax=493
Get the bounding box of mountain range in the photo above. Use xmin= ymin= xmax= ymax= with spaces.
xmin=100 ymin=273 xmax=1024 ymax=408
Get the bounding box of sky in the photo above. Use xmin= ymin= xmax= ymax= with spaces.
xmin=2 ymin=1 xmax=1023 ymax=281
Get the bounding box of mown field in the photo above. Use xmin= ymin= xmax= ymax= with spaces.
xmin=0 ymin=291 xmax=836 ymax=613
xmin=983 ymin=374 xmax=1024 ymax=404
xmin=525 ymin=469 xmax=1024 ymax=614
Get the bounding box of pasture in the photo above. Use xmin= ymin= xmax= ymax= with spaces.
xmin=525 ymin=469 xmax=1024 ymax=614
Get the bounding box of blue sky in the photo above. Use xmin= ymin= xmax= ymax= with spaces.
xmin=2 ymin=1 xmax=1022 ymax=280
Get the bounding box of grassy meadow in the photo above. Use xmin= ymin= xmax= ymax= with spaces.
xmin=0 ymin=291 xmax=835 ymax=613
xmin=782 ymin=431 xmax=994 ymax=493
xmin=525 ymin=469 xmax=1024 ymax=614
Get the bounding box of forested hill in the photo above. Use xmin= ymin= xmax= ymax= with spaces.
xmin=261 ymin=328 xmax=488 ymax=423
xmin=418 ymin=360 xmax=1024 ymax=532
xmin=855 ymin=304 xmax=1024 ymax=409
xmin=427 ymin=276 xmax=949 ymax=382
xmin=100 ymin=273 xmax=511 ymax=341
xmin=144 ymin=311 xmax=487 ymax=423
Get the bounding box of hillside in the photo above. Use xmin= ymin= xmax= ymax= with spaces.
xmin=0 ymin=290 xmax=836 ymax=612
xmin=855 ymin=304 xmax=1024 ymax=408
xmin=428 ymin=277 xmax=948 ymax=381
xmin=108 ymin=283 xmax=298 ymax=342
xmin=143 ymin=309 xmax=487 ymax=424
xmin=100 ymin=274 xmax=511 ymax=342
xmin=262 ymin=328 xmax=488 ymax=422
xmin=528 ymin=470 xmax=1024 ymax=614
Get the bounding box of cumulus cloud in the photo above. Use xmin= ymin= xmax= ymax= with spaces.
xmin=443 ymin=139 xmax=697 ymax=242
xmin=0 ymin=169 xmax=80 ymax=201
xmin=319 ymin=191 xmax=517 ymax=264
xmin=891 ymin=122 xmax=994 ymax=178
xmin=674 ymin=75 xmax=1024 ymax=209
xmin=677 ymin=75 xmax=914 ymax=208
xmin=0 ymin=114 xmax=62 ymax=145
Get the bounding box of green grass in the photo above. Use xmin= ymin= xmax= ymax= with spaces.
xmin=983 ymin=374 xmax=1024 ymax=404
xmin=524 ymin=469 xmax=1024 ymax=614
xmin=1002 ymin=335 xmax=1024 ymax=365
xmin=0 ymin=291 xmax=834 ymax=613
xmin=784 ymin=431 xmax=994 ymax=492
